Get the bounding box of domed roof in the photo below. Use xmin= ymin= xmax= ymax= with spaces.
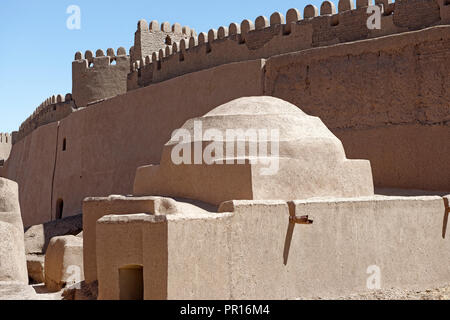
xmin=134 ymin=96 xmax=374 ymax=205
xmin=203 ymin=96 xmax=306 ymax=116
xmin=167 ymin=96 xmax=339 ymax=155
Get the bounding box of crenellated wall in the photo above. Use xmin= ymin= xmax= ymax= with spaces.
xmin=15 ymin=94 xmax=75 ymax=144
xmin=72 ymin=20 xmax=196 ymax=107
xmin=128 ymin=0 xmax=449 ymax=88
xmin=72 ymin=47 xmax=131 ymax=108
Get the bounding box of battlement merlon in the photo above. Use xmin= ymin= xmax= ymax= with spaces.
xmin=133 ymin=19 xmax=196 ymax=64
xmin=19 ymin=93 xmax=73 ymax=129
xmin=32 ymin=93 xmax=73 ymax=117
xmin=73 ymin=47 xmax=130 ymax=70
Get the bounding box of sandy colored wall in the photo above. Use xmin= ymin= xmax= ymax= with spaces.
xmin=219 ymin=197 xmax=450 ymax=299
xmin=82 ymin=196 xmax=173 ymax=283
xmin=264 ymin=26 xmax=450 ymax=191
xmin=336 ymin=125 xmax=450 ymax=190
xmin=4 ymin=59 xmax=265 ymax=227
xmin=96 ymin=216 xmax=147 ymax=299
xmin=95 ymin=196 xmax=450 ymax=300
xmin=2 ymin=124 xmax=58 ymax=227
xmin=96 ymin=212 xmax=232 ymax=300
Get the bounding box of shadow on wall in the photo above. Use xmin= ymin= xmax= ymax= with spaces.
xmin=283 ymin=202 xmax=314 ymax=265
xmin=443 ymin=197 xmax=449 ymax=239
xmin=375 ymin=188 xmax=450 ymax=197
xmin=25 ymin=214 xmax=82 ymax=254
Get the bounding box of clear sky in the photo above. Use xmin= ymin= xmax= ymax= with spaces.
xmin=0 ymin=0 xmax=326 ymax=133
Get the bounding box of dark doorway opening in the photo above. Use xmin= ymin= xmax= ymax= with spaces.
xmin=119 ymin=265 xmax=144 ymax=300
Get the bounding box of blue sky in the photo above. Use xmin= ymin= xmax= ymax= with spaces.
xmin=0 ymin=0 xmax=325 ymax=133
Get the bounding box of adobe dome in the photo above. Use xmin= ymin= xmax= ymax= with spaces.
xmin=134 ymin=96 xmax=374 ymax=205
xmin=166 ymin=96 xmax=346 ymax=161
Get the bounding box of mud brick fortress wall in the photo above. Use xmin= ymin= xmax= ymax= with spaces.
xmin=1 ymin=0 xmax=449 ymax=226
xmin=15 ymin=94 xmax=75 ymax=144
xmin=127 ymin=0 xmax=449 ymax=87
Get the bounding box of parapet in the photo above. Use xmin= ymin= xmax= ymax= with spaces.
xmin=128 ymin=0 xmax=447 ymax=89
xmin=15 ymin=94 xmax=75 ymax=144
xmin=72 ymin=47 xmax=131 ymax=108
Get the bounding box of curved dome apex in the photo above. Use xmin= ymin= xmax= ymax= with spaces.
xmin=167 ymin=96 xmax=336 ymax=145
xmin=204 ymin=96 xmax=307 ymax=117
